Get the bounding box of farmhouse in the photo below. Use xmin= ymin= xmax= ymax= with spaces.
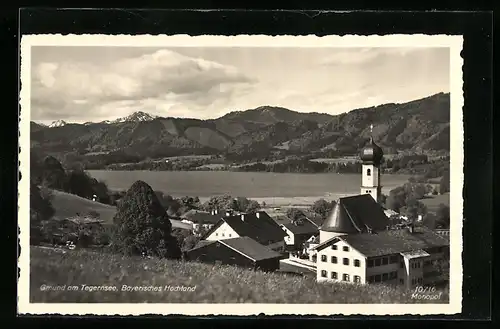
xmin=201 ymin=211 xmax=288 ymax=252
xmin=310 ymin=134 xmax=450 ymax=287
xmin=279 ymin=219 xmax=318 ymax=251
xmin=181 ymin=210 xmax=222 ymax=232
xmin=186 ymin=236 xmax=283 ymax=271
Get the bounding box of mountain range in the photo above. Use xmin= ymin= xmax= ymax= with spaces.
xmin=30 ymin=92 xmax=450 ymax=160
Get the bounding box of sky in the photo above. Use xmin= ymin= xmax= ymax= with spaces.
xmin=30 ymin=46 xmax=450 ymax=124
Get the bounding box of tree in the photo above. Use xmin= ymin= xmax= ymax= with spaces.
xmin=110 ymin=180 xmax=181 ymax=259
xmin=400 ymin=197 xmax=428 ymax=222
xmin=286 ymin=208 xmax=306 ymax=224
xmin=202 ymin=194 xmax=234 ymax=212
xmin=440 ymin=170 xmax=450 ymax=194
xmin=310 ymin=199 xmax=335 ymax=219
xmin=40 ymin=156 xmax=67 ymax=190
xmin=435 ymin=204 xmax=450 ymax=229
xmin=30 ymin=182 xmax=55 ymax=245
xmin=65 ymin=169 xmax=94 ymax=198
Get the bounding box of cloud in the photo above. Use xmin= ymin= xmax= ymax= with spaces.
xmin=31 ymin=49 xmax=256 ymax=121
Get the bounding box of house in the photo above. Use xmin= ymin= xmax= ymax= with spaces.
xmin=201 ymin=211 xmax=288 ymax=252
xmin=279 ymin=219 xmax=318 ymax=251
xmin=312 ymin=224 xmax=450 ymax=288
xmin=186 ymin=236 xmax=283 ymax=272
xmin=181 ymin=210 xmax=222 ymax=232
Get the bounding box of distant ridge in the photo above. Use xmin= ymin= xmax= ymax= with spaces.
xmin=30 ymin=92 xmax=450 ymax=158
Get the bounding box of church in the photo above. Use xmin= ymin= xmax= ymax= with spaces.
xmin=311 ymin=134 xmax=450 ymax=288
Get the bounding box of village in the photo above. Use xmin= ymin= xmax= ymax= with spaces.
xmin=173 ymin=135 xmax=450 ymax=288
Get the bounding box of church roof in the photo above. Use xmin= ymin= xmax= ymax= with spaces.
xmin=360 ymin=137 xmax=384 ymax=165
xmin=313 ymin=226 xmax=449 ymax=257
xmin=320 ymin=194 xmax=390 ymax=234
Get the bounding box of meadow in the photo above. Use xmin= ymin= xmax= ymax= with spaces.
xmin=87 ymin=170 xmax=413 ymax=199
xmin=50 ymin=190 xmax=191 ymax=229
xmin=30 ymin=246 xmax=449 ymax=304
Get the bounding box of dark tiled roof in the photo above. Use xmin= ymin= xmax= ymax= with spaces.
xmin=338 ymin=226 xmax=449 ymax=257
xmin=190 ymin=240 xmax=215 ymax=251
xmin=281 ymin=220 xmax=318 ymax=235
xmin=305 ymin=216 xmax=324 ymax=228
xmin=213 ymin=211 xmax=287 ymax=245
xmin=189 ymin=212 xmax=222 ymax=225
xmin=220 ymin=237 xmax=283 ymax=261
xmin=321 ymin=194 xmax=389 ymax=233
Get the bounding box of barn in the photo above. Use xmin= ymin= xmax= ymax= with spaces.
xmin=185 ymin=236 xmax=283 ymax=272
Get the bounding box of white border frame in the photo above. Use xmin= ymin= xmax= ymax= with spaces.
xmin=18 ymin=34 xmax=464 ymax=316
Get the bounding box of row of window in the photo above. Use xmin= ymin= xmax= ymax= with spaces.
xmin=321 ymin=255 xmax=361 ymax=267
xmin=331 ymin=245 xmax=350 ymax=252
xmin=320 ymin=270 xmax=361 ymax=283
xmin=412 ymin=278 xmax=423 ymax=285
xmin=367 ymin=271 xmax=398 ymax=283
xmin=411 ymin=261 xmax=422 ymax=269
xmin=367 ymin=255 xmax=399 ymax=267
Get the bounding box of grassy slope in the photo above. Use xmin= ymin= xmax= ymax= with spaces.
xmin=30 ymin=246 xmax=449 ymax=304
xmin=420 ymin=193 xmax=450 ymax=213
xmin=50 ymin=190 xmax=191 ymax=230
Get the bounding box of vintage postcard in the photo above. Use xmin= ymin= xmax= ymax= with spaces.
xmin=18 ymin=34 xmax=463 ymax=316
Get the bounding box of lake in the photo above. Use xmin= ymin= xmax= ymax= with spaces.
xmin=87 ymin=170 xmax=412 ymax=200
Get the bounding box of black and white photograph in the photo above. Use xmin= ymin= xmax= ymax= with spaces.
xmin=18 ymin=34 xmax=463 ymax=315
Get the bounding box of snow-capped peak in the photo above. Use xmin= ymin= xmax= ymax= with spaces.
xmin=111 ymin=111 xmax=158 ymax=123
xmin=49 ymin=120 xmax=67 ymax=128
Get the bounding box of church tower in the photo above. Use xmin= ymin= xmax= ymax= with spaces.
xmin=359 ymin=125 xmax=384 ymax=203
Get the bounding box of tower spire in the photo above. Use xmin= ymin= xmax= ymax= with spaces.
xmin=369 ymin=124 xmax=374 ymax=142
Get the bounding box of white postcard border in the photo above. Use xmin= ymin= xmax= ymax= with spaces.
xmin=18 ymin=34 xmax=464 ymax=316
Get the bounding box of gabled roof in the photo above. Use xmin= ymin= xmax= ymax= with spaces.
xmin=187 ymin=237 xmax=282 ymax=262
xmin=321 ymin=194 xmax=389 ymax=234
xmin=220 ymin=237 xmax=283 ymax=261
xmin=313 ymin=226 xmax=450 ymax=257
xmin=201 ymin=211 xmax=287 ymax=245
xmin=281 ymin=220 xmax=318 ymax=235
xmin=189 ymin=212 xmax=222 ymax=225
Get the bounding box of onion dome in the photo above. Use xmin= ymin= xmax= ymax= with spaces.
xmin=360 ymin=137 xmax=384 ymax=165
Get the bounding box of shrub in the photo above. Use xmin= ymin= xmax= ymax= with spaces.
xmin=30 ymin=182 xmax=55 ymax=245
xmin=110 ymin=180 xmax=181 ymax=259
xmin=310 ymin=199 xmax=335 ymax=219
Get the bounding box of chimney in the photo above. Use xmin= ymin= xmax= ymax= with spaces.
xmin=225 ymin=211 xmax=231 ymax=216
xmin=408 ymin=223 xmax=415 ymax=234
xmin=215 ymin=209 xmax=218 ymax=215
xmin=256 ymin=212 xmax=260 ymax=219
xmin=241 ymin=214 xmax=245 ymax=221
xmin=211 ymin=210 xmax=215 ymax=215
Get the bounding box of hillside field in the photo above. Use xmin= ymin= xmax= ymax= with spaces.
xmin=30 ymin=246 xmax=449 ymax=304
xmin=50 ymin=190 xmax=192 ymax=230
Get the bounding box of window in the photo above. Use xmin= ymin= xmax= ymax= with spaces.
xmin=332 ymin=245 xmax=338 ymax=250
xmin=417 ymin=262 xmax=421 ymax=268
xmin=400 ymin=279 xmax=404 ymax=285
xmin=367 ymin=276 xmax=374 ymax=283
xmin=343 ymin=258 xmax=349 ymax=265
xmin=400 ymin=262 xmax=404 ymax=269
xmin=222 ymin=233 xmax=225 ymax=237
xmin=321 ymin=270 xmax=327 ymax=278
xmin=382 ymin=257 xmax=389 ymax=265
xmin=216 ymin=233 xmax=218 ymax=236
xmin=374 ymin=258 xmax=381 ymax=266
xmin=342 ymin=274 xmax=350 ymax=282
xmin=321 ymin=255 xmax=327 ymax=262
xmin=354 ymin=275 xmax=361 ymax=283
xmin=343 ymin=246 xmax=349 ymax=252
xmin=367 ymin=168 xmax=371 ymax=176
xmin=375 ymin=275 xmax=381 ymax=283
xmin=354 ymin=259 xmax=361 ymax=267
xmin=367 ymin=259 xmax=374 ymax=268
xmin=331 ymin=272 xmax=337 ymax=280
xmin=382 ymin=273 xmax=389 ymax=281
xmin=389 ymin=271 xmax=398 ymax=279
xmin=331 ymin=256 xmax=337 ymax=264
xmin=417 ymin=278 xmax=423 ymax=284
xmin=390 ymin=255 xmax=399 ymax=263
xmin=229 ymin=234 xmax=232 ymax=237
xmin=312 ymin=255 xmax=317 ymax=263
